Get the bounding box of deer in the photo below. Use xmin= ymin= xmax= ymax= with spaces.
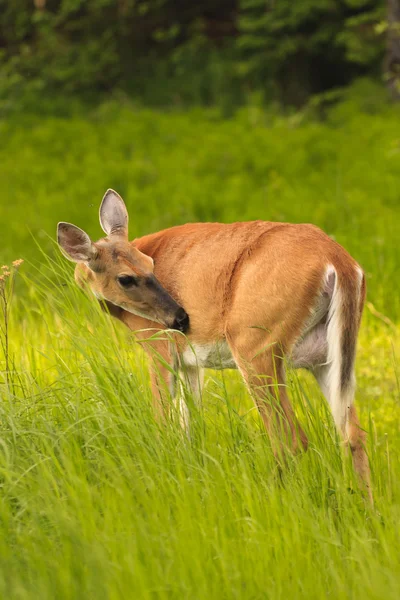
xmin=57 ymin=189 xmax=372 ymax=502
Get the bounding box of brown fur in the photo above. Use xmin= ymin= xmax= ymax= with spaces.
xmin=58 ymin=190 xmax=372 ymax=502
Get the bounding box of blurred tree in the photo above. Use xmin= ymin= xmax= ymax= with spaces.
xmin=386 ymin=0 xmax=400 ymax=99
xmin=237 ymin=0 xmax=385 ymax=105
xmin=0 ymin=0 xmax=391 ymax=110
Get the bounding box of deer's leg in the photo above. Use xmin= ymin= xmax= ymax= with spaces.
xmin=148 ymin=355 xmax=174 ymax=422
xmin=174 ymin=367 xmax=204 ymax=433
xmin=97 ymin=299 xmax=179 ymax=423
xmin=181 ymin=366 xmax=204 ymax=404
xmin=313 ymin=364 xmax=372 ymax=502
xmin=138 ymin=333 xmax=174 ymax=424
xmin=347 ymin=405 xmax=372 ymax=502
xmin=228 ymin=331 xmax=308 ymax=458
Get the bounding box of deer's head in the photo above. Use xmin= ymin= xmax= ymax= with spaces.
xmin=57 ymin=189 xmax=189 ymax=332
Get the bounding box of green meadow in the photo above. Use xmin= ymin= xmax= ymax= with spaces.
xmin=0 ymin=99 xmax=399 ymax=598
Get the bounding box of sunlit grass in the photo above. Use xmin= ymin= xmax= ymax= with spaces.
xmin=1 ymin=102 xmax=399 ymax=597
xmin=0 ymin=253 xmax=399 ymax=598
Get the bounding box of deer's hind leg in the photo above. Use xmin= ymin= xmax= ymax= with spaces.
xmin=292 ymin=287 xmax=371 ymax=502
xmin=313 ymin=362 xmax=372 ymax=502
xmin=227 ymin=328 xmax=308 ymax=459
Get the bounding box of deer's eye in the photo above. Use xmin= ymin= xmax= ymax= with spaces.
xmin=117 ymin=275 xmax=138 ymax=288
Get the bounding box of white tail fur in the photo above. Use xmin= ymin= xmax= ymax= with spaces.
xmin=324 ymin=265 xmax=362 ymax=433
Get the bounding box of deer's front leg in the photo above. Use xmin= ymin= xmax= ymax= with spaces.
xmin=174 ymin=366 xmax=204 ymax=436
xmin=98 ymin=300 xmax=174 ymax=421
xmin=97 ymin=299 xmax=188 ymax=427
xmin=147 ymin=342 xmax=175 ymax=423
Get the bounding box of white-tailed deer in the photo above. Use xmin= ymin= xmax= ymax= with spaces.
xmin=58 ymin=189 xmax=371 ymax=501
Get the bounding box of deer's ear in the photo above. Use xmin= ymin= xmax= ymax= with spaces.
xmin=57 ymin=222 xmax=96 ymax=263
xmin=99 ymin=189 xmax=128 ymax=238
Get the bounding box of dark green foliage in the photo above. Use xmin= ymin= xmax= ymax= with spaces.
xmin=237 ymin=0 xmax=385 ymax=105
xmin=0 ymin=0 xmax=390 ymax=110
xmin=386 ymin=0 xmax=400 ymax=99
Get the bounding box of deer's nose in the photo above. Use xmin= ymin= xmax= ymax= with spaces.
xmin=171 ymin=307 xmax=189 ymax=333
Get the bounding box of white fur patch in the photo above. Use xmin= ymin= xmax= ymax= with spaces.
xmin=182 ymin=342 xmax=237 ymax=370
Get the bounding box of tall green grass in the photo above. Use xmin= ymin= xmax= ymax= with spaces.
xmin=0 ymin=102 xmax=399 ymax=598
